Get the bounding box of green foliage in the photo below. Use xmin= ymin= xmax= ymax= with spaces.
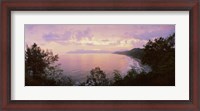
xmin=85 ymin=67 xmax=109 ymax=86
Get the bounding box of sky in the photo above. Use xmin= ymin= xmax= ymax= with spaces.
xmin=25 ymin=24 xmax=175 ymax=54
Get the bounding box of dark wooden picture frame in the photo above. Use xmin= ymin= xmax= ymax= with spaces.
xmin=0 ymin=0 xmax=199 ymax=110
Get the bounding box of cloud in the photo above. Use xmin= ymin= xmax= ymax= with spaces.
xmin=63 ymin=31 xmax=72 ymax=38
xmin=108 ymin=40 xmax=121 ymax=46
xmin=26 ymin=24 xmax=175 ymax=54
xmin=124 ymin=25 xmax=175 ymax=40
xmin=43 ymin=31 xmax=72 ymax=42
xmin=43 ymin=33 xmax=60 ymax=41
xmin=75 ymin=28 xmax=93 ymax=41
xmin=86 ymin=43 xmax=95 ymax=46
xmin=43 ymin=28 xmax=93 ymax=44
xmin=25 ymin=25 xmax=35 ymax=31
xmin=101 ymin=39 xmax=109 ymax=42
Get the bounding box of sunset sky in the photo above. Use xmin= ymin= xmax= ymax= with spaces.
xmin=25 ymin=24 xmax=175 ymax=54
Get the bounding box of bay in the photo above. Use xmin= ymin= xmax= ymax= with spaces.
xmin=58 ymin=53 xmax=146 ymax=83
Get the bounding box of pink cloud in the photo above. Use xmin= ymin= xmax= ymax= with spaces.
xmin=25 ymin=24 xmax=175 ymax=54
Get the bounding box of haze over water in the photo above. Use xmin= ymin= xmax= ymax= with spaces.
xmin=58 ymin=53 xmax=139 ymax=83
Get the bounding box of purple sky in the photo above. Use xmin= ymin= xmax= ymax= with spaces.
xmin=25 ymin=24 xmax=175 ymax=54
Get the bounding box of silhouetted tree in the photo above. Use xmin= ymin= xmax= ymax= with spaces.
xmin=142 ymin=33 xmax=175 ymax=70
xmin=113 ymin=70 xmax=122 ymax=82
xmin=56 ymin=75 xmax=74 ymax=86
xmin=112 ymin=70 xmax=123 ymax=85
xmin=85 ymin=67 xmax=109 ymax=86
xmin=141 ymin=33 xmax=175 ymax=85
xmin=25 ymin=43 xmax=66 ymax=86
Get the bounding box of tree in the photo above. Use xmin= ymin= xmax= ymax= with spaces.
xmin=85 ymin=67 xmax=109 ymax=86
xmin=112 ymin=70 xmax=123 ymax=85
xmin=142 ymin=33 xmax=175 ymax=70
xmin=56 ymin=75 xmax=74 ymax=86
xmin=113 ymin=70 xmax=122 ymax=82
xmin=141 ymin=33 xmax=175 ymax=85
xmin=25 ymin=43 xmax=62 ymax=85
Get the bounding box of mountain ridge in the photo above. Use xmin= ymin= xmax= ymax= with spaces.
xmin=114 ymin=48 xmax=144 ymax=60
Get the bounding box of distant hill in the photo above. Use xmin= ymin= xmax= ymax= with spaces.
xmin=67 ymin=49 xmax=111 ymax=54
xmin=114 ymin=48 xmax=144 ymax=59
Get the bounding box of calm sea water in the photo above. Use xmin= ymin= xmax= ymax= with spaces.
xmin=58 ymin=53 xmax=146 ymax=83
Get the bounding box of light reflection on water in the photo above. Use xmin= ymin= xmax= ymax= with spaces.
xmin=58 ymin=53 xmax=141 ymax=83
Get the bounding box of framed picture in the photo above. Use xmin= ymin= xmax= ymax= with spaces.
xmin=1 ymin=0 xmax=199 ymax=110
